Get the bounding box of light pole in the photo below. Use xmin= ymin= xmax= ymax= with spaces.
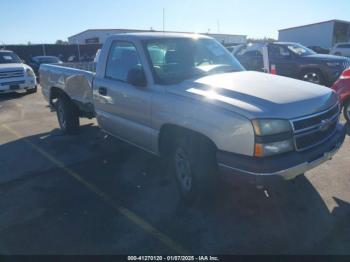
xmin=163 ymin=8 xmax=165 ymax=32
xmin=76 ymin=40 xmax=81 ymax=61
xmin=42 ymin=44 xmax=46 ymax=56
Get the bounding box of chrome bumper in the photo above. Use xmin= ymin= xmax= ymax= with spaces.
xmin=218 ymin=124 xmax=346 ymax=180
xmin=219 ymin=142 xmax=341 ymax=180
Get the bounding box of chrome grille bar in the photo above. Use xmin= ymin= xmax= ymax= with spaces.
xmin=291 ymin=103 xmax=340 ymax=151
xmin=0 ymin=70 xmax=25 ymax=79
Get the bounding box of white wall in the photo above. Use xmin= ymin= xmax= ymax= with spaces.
xmin=69 ymin=30 xmax=247 ymax=45
xmin=68 ymin=29 xmax=142 ymax=44
xmin=278 ymin=22 xmax=335 ymax=49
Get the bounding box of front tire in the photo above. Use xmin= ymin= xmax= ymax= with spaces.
xmin=344 ymin=100 xmax=350 ymax=123
xmin=56 ymin=94 xmax=80 ymax=134
xmin=170 ymin=133 xmax=217 ymax=204
xmin=301 ymin=70 xmax=325 ymax=86
xmin=26 ymin=86 xmax=37 ymax=94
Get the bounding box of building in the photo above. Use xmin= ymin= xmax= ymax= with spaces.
xmin=279 ymin=20 xmax=350 ymax=49
xmin=68 ymin=29 xmax=247 ymax=46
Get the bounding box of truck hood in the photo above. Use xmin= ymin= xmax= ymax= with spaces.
xmin=166 ymin=71 xmax=338 ymax=119
xmin=0 ymin=63 xmax=28 ymax=72
xmin=304 ymin=54 xmax=348 ymax=61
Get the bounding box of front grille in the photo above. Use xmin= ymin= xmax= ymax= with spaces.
xmin=291 ymin=103 xmax=340 ymax=151
xmin=0 ymin=70 xmax=24 ymax=79
xmin=1 ymin=80 xmax=25 ymax=86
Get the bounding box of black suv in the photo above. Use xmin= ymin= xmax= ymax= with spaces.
xmin=233 ymin=42 xmax=350 ymax=86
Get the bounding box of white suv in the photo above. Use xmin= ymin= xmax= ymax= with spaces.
xmin=330 ymin=42 xmax=350 ymax=57
xmin=0 ymin=50 xmax=37 ymax=94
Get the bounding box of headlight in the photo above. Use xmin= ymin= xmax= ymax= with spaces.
xmin=252 ymin=119 xmax=294 ymax=157
xmin=255 ymin=139 xmax=294 ymax=157
xmin=326 ymin=62 xmax=341 ymax=67
xmin=26 ymin=68 xmax=35 ymax=77
xmin=252 ymin=119 xmax=292 ymax=136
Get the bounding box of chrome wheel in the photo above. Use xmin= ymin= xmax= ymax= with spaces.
xmin=174 ymin=147 xmax=192 ymax=193
xmin=303 ymin=72 xmax=322 ymax=84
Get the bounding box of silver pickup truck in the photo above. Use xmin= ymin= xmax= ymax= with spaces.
xmin=40 ymin=33 xmax=346 ymax=202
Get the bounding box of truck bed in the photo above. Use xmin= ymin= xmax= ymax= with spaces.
xmin=39 ymin=62 xmax=95 ymax=115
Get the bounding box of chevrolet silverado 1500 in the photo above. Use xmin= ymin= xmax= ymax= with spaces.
xmin=40 ymin=33 xmax=346 ymax=202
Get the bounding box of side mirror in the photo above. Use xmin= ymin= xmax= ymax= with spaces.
xmin=127 ymin=68 xmax=147 ymax=87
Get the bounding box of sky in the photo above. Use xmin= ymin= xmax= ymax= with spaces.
xmin=0 ymin=0 xmax=349 ymax=44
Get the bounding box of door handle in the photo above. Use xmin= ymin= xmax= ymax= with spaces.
xmin=98 ymin=87 xmax=107 ymax=96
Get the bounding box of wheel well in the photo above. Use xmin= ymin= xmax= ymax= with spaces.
xmin=343 ymin=96 xmax=350 ymax=107
xmin=158 ymin=124 xmax=217 ymax=157
xmin=300 ymin=67 xmax=324 ymax=76
xmin=49 ymin=87 xmax=69 ymax=106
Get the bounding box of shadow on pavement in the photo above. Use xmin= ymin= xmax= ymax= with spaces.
xmin=0 ymin=92 xmax=27 ymax=102
xmin=0 ymin=124 xmax=349 ymax=254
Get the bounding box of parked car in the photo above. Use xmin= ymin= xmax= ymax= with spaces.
xmin=0 ymin=50 xmax=37 ymax=94
xmin=330 ymin=42 xmax=350 ymax=57
xmin=332 ymin=68 xmax=350 ymax=122
xmin=39 ymin=33 xmax=346 ymax=203
xmin=67 ymin=55 xmax=77 ymax=62
xmin=28 ymin=56 xmax=62 ymax=75
xmin=308 ymin=46 xmax=330 ymax=54
xmin=233 ymin=42 xmax=350 ymax=86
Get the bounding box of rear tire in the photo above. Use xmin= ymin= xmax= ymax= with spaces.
xmin=343 ymin=100 xmax=350 ymax=123
xmin=56 ymin=94 xmax=80 ymax=134
xmin=169 ymin=132 xmax=218 ymax=204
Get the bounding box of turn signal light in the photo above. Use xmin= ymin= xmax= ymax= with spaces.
xmin=254 ymin=144 xmax=264 ymax=157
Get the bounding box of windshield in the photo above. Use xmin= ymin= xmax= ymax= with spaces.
xmin=285 ymin=43 xmax=316 ymax=56
xmin=144 ymin=38 xmax=244 ymax=84
xmin=0 ymin=52 xmax=22 ymax=64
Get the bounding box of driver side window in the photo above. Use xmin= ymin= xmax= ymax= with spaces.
xmin=269 ymin=45 xmax=291 ymax=59
xmin=105 ymin=41 xmax=142 ymax=82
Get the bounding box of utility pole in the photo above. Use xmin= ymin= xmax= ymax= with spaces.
xmin=162 ymin=8 xmax=165 ymax=32
xmin=76 ymin=40 xmax=81 ymax=61
xmin=42 ymin=44 xmax=46 ymax=56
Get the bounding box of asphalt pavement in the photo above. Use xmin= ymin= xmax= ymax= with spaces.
xmin=0 ymin=87 xmax=349 ymax=255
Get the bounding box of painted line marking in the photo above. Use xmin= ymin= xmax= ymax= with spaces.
xmin=1 ymin=124 xmax=188 ymax=255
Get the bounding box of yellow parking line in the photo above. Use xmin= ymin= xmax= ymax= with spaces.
xmin=1 ymin=124 xmax=188 ymax=255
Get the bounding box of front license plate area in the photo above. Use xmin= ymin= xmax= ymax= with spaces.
xmin=9 ymin=85 xmax=20 ymax=90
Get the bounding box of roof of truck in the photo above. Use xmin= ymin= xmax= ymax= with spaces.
xmin=109 ymin=32 xmax=213 ymax=40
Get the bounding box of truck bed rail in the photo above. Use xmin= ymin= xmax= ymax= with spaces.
xmin=59 ymin=62 xmax=96 ymax=72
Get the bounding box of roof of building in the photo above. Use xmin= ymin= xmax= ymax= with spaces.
xmin=279 ymin=19 xmax=350 ymax=32
xmin=103 ymin=32 xmax=214 ymax=40
xmin=68 ymin=28 xmax=246 ymax=39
